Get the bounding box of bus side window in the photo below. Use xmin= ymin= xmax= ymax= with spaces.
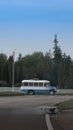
xmin=39 ymin=83 xmax=43 ymax=86
xmin=24 ymin=82 xmax=28 ymax=86
xmin=29 ymin=82 xmax=33 ymax=86
xmin=34 ymin=82 xmax=38 ymax=86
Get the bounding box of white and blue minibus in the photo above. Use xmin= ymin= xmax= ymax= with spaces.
xmin=20 ymin=79 xmax=57 ymax=95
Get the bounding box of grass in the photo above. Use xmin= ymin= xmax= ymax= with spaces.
xmin=57 ymin=99 xmax=73 ymax=110
xmin=0 ymin=91 xmax=25 ymax=96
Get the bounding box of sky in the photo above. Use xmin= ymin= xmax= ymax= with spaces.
xmin=0 ymin=0 xmax=73 ymax=59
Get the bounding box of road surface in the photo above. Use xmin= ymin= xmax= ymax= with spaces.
xmin=0 ymin=95 xmax=73 ymax=130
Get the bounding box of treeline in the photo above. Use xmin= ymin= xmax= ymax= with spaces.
xmin=0 ymin=35 xmax=73 ymax=88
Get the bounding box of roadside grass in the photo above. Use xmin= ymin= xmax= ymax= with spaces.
xmin=0 ymin=91 xmax=25 ymax=96
xmin=56 ymin=99 xmax=73 ymax=110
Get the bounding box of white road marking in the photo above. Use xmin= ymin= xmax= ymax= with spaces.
xmin=45 ymin=114 xmax=54 ymax=130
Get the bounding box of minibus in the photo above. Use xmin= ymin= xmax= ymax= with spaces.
xmin=20 ymin=79 xmax=57 ymax=95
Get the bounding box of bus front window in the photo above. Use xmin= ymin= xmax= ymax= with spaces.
xmin=44 ymin=83 xmax=49 ymax=87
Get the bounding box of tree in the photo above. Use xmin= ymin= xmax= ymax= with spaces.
xmin=7 ymin=56 xmax=14 ymax=85
xmin=0 ymin=53 xmax=7 ymax=81
xmin=58 ymin=62 xmax=64 ymax=88
xmin=18 ymin=53 xmax=22 ymax=61
xmin=53 ymin=34 xmax=62 ymax=64
xmin=69 ymin=63 xmax=73 ymax=88
xmin=62 ymin=54 xmax=72 ymax=88
xmin=53 ymin=35 xmax=62 ymax=86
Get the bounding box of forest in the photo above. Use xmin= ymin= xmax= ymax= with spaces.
xmin=0 ymin=35 xmax=73 ymax=88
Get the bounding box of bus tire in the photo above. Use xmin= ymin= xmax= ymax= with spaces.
xmin=28 ymin=90 xmax=34 ymax=95
xmin=53 ymin=91 xmax=56 ymax=95
xmin=49 ymin=91 xmax=55 ymax=95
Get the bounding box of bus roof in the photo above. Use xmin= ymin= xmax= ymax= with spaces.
xmin=21 ymin=79 xmax=50 ymax=83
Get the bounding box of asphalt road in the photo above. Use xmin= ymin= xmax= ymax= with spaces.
xmin=0 ymin=95 xmax=73 ymax=107
xmin=0 ymin=112 xmax=47 ymax=130
xmin=0 ymin=95 xmax=73 ymax=130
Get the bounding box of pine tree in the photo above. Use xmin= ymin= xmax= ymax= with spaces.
xmin=53 ymin=34 xmax=62 ymax=86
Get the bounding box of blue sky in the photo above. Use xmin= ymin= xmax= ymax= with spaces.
xmin=0 ymin=0 xmax=73 ymax=59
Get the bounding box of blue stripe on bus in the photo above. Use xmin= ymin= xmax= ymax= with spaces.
xmin=21 ymin=89 xmax=49 ymax=94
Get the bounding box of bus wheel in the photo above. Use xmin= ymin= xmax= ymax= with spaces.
xmin=28 ymin=90 xmax=34 ymax=95
xmin=53 ymin=91 xmax=56 ymax=95
xmin=49 ymin=91 xmax=55 ymax=95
